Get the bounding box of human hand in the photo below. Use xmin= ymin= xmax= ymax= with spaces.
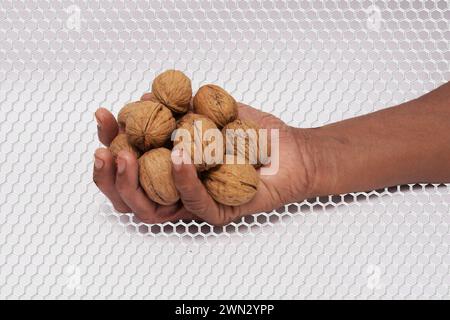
xmin=93 ymin=94 xmax=316 ymax=226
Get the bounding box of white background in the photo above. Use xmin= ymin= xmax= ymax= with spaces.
xmin=0 ymin=0 xmax=448 ymax=299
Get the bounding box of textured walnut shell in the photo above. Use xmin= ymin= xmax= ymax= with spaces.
xmin=203 ymin=164 xmax=259 ymax=206
xmin=222 ymin=119 xmax=270 ymax=167
xmin=109 ymin=133 xmax=140 ymax=159
xmin=118 ymin=101 xmax=141 ymax=129
xmin=125 ymin=101 xmax=176 ymax=151
xmin=139 ymin=148 xmax=179 ymax=206
xmin=173 ymin=113 xmax=222 ymax=172
xmin=193 ymin=84 xmax=238 ymax=128
xmin=118 ymin=95 xmax=160 ymax=129
xmin=152 ymin=70 xmax=192 ymax=114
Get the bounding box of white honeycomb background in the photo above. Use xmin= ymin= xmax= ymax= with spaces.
xmin=0 ymin=0 xmax=449 ymax=299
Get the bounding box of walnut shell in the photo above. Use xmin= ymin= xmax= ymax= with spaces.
xmin=125 ymin=101 xmax=176 ymax=151
xmin=193 ymin=84 xmax=238 ymax=128
xmin=203 ymin=164 xmax=259 ymax=206
xmin=109 ymin=133 xmax=140 ymax=159
xmin=139 ymin=148 xmax=179 ymax=206
xmin=118 ymin=101 xmax=140 ymax=129
xmin=222 ymin=119 xmax=270 ymax=167
xmin=118 ymin=95 xmax=160 ymax=129
xmin=173 ymin=113 xmax=222 ymax=172
xmin=152 ymin=70 xmax=192 ymax=114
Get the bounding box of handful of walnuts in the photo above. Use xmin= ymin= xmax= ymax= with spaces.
xmin=109 ymin=69 xmax=268 ymax=207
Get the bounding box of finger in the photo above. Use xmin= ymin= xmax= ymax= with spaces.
xmin=93 ymin=148 xmax=131 ymax=213
xmin=171 ymin=149 xmax=223 ymax=225
xmin=237 ymin=177 xmax=281 ymax=216
xmin=114 ymin=150 xmax=162 ymax=222
xmin=155 ymin=205 xmax=198 ymax=223
xmin=237 ymin=103 xmax=281 ymax=128
xmin=95 ymin=108 xmax=119 ymax=146
xmin=237 ymin=103 xmax=266 ymax=120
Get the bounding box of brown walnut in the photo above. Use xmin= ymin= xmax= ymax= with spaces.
xmin=118 ymin=101 xmax=141 ymax=129
xmin=109 ymin=133 xmax=140 ymax=159
xmin=118 ymin=95 xmax=160 ymax=129
xmin=203 ymin=164 xmax=259 ymax=206
xmin=173 ymin=113 xmax=222 ymax=172
xmin=193 ymin=84 xmax=238 ymax=128
xmin=152 ymin=70 xmax=192 ymax=114
xmin=125 ymin=101 xmax=176 ymax=151
xmin=222 ymin=119 xmax=270 ymax=167
xmin=138 ymin=148 xmax=179 ymax=206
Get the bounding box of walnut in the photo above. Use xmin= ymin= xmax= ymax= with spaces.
xmin=138 ymin=148 xmax=179 ymax=206
xmin=222 ymin=119 xmax=270 ymax=167
xmin=118 ymin=101 xmax=140 ymax=129
xmin=203 ymin=164 xmax=259 ymax=206
xmin=109 ymin=133 xmax=140 ymax=159
xmin=173 ymin=113 xmax=222 ymax=172
xmin=193 ymin=84 xmax=238 ymax=128
xmin=125 ymin=101 xmax=176 ymax=151
xmin=152 ymin=69 xmax=192 ymax=114
xmin=118 ymin=95 xmax=160 ymax=129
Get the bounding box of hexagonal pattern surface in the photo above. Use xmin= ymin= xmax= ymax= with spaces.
xmin=0 ymin=1 xmax=449 ymax=299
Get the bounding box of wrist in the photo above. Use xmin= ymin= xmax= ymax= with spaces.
xmin=291 ymin=126 xmax=341 ymax=198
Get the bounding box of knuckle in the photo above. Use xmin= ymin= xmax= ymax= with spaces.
xmin=115 ymin=181 xmax=127 ymax=194
xmin=93 ymin=173 xmax=102 ymax=187
xmin=174 ymin=173 xmax=194 ymax=190
xmin=182 ymin=199 xmax=205 ymax=215
xmin=114 ymin=205 xmax=131 ymax=214
xmin=136 ymin=215 xmax=159 ymax=225
xmin=207 ymin=218 xmax=226 ymax=227
xmin=206 ymin=211 xmax=228 ymax=227
xmin=208 ymin=207 xmax=242 ymax=227
xmin=182 ymin=199 xmax=230 ymax=226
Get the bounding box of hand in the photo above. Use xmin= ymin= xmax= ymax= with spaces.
xmin=93 ymin=94 xmax=315 ymax=226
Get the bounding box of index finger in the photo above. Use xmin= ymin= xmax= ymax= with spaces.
xmin=95 ymin=108 xmax=120 ymax=146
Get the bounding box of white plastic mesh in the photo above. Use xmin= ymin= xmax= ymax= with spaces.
xmin=0 ymin=0 xmax=448 ymax=299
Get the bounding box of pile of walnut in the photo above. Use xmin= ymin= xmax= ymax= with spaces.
xmin=109 ymin=70 xmax=266 ymax=207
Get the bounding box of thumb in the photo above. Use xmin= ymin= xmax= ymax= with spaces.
xmin=171 ymin=148 xmax=220 ymax=223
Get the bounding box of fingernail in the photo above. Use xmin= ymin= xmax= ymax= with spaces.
xmin=171 ymin=148 xmax=183 ymax=171
xmin=95 ymin=112 xmax=102 ymax=128
xmin=117 ymin=157 xmax=126 ymax=174
xmin=94 ymin=157 xmax=104 ymax=170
